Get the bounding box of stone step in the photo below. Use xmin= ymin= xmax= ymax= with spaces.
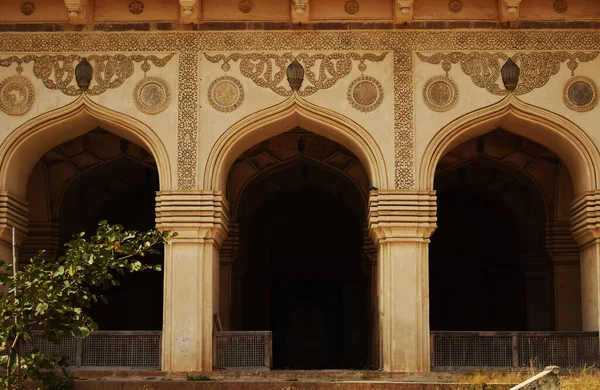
xmin=66 ymin=380 xmax=515 ymax=390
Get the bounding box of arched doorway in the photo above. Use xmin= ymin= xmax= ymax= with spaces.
xmin=430 ymin=129 xmax=575 ymax=331
xmin=226 ymin=129 xmax=371 ymax=369
xmin=20 ymin=129 xmax=163 ymax=330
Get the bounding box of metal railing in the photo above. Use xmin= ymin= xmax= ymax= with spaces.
xmin=431 ymin=331 xmax=599 ymax=370
xmin=213 ymin=331 xmax=272 ymax=369
xmin=20 ymin=331 xmax=161 ymax=369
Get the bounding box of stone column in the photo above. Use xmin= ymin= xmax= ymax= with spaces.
xmin=219 ymin=223 xmax=238 ymax=331
xmin=19 ymin=222 xmax=61 ymax=262
xmin=156 ymin=190 xmax=229 ymax=372
xmin=571 ymin=192 xmax=600 ymax=332
xmin=546 ymin=221 xmax=582 ymax=330
xmin=368 ymin=190 xmax=436 ymax=372
xmin=0 ymin=192 xmax=29 ymax=266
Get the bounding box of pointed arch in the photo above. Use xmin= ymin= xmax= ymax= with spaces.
xmin=0 ymin=95 xmax=172 ymax=199
xmin=203 ymin=95 xmax=390 ymax=193
xmin=419 ymin=95 xmax=600 ymax=196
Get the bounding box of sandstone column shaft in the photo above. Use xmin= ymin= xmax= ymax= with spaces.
xmin=156 ymin=190 xmax=228 ymax=372
xmin=369 ymin=190 xmax=436 ymax=372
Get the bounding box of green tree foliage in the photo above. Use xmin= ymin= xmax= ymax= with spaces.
xmin=0 ymin=221 xmax=176 ymax=389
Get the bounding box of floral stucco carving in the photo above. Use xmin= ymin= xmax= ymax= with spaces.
xmin=203 ymin=52 xmax=388 ymax=97
xmin=0 ymin=53 xmax=175 ymax=96
xmin=1 ymin=31 xmax=600 ymax=190
xmin=417 ymin=51 xmax=599 ymax=96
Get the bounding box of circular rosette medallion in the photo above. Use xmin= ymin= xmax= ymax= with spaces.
xmin=208 ymin=76 xmax=245 ymax=113
xmin=563 ymin=76 xmax=598 ymax=112
xmin=133 ymin=77 xmax=171 ymax=115
xmin=0 ymin=75 xmax=35 ymax=116
xmin=347 ymin=76 xmax=384 ymax=113
xmin=423 ymin=76 xmax=459 ymax=112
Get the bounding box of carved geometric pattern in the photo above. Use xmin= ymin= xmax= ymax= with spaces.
xmin=3 ymin=32 xmax=600 ymax=189
xmin=344 ymin=0 xmax=360 ymax=15
xmin=20 ymin=2 xmax=36 ymax=16
xmin=208 ymin=76 xmax=244 ymax=113
xmin=129 ymin=0 xmax=145 ymax=15
xmin=448 ymin=0 xmax=462 ymax=13
xmin=417 ymin=51 xmax=599 ymax=96
xmin=204 ymin=52 xmax=387 ymax=97
xmin=563 ymin=76 xmax=597 ymax=112
xmin=133 ymin=76 xmax=171 ymax=115
xmin=0 ymin=75 xmax=35 ymax=116
xmin=238 ymin=0 xmax=253 ymax=13
xmin=347 ymin=76 xmax=383 ymax=112
xmin=553 ymin=0 xmax=568 ymax=13
xmin=423 ymin=76 xmax=458 ymax=112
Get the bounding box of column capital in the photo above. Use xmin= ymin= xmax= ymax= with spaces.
xmin=156 ymin=190 xmax=229 ymax=246
xmin=368 ymin=190 xmax=437 ymax=244
xmin=570 ymin=191 xmax=600 ymax=248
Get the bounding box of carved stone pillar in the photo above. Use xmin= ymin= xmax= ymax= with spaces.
xmin=546 ymin=221 xmax=582 ymax=330
xmin=156 ymin=190 xmax=229 ymax=372
xmin=19 ymin=222 xmax=61 ymax=263
xmin=571 ymin=192 xmax=600 ymax=332
xmin=0 ymin=192 xmax=29 ymax=265
xmin=519 ymin=252 xmax=552 ymax=330
xmin=368 ymin=190 xmax=436 ymax=372
xmin=219 ymin=222 xmax=239 ymax=331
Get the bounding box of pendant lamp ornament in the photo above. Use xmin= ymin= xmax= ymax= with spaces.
xmin=286 ymin=58 xmax=304 ymax=92
xmin=501 ymin=57 xmax=520 ymax=92
xmin=75 ymin=57 xmax=93 ymax=92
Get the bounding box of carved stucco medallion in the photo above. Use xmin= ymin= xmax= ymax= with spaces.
xmin=423 ymin=76 xmax=458 ymax=112
xmin=129 ymin=0 xmax=144 ymax=15
xmin=347 ymin=76 xmax=383 ymax=112
xmin=208 ymin=76 xmax=244 ymax=113
xmin=133 ymin=77 xmax=171 ymax=115
xmin=344 ymin=0 xmax=360 ymax=15
xmin=20 ymin=2 xmax=35 ymax=16
xmin=448 ymin=0 xmax=462 ymax=13
xmin=238 ymin=0 xmax=254 ymax=13
xmin=0 ymin=75 xmax=35 ymax=116
xmin=553 ymin=0 xmax=568 ymax=13
xmin=563 ymin=76 xmax=597 ymax=112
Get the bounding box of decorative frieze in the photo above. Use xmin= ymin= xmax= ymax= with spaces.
xmin=417 ymin=51 xmax=599 ymax=96
xmin=203 ymin=52 xmax=388 ymax=97
xmin=0 ymin=53 xmax=175 ymax=96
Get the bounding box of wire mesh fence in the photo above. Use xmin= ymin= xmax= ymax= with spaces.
xmin=18 ymin=331 xmax=161 ymax=369
xmin=213 ymin=331 xmax=272 ymax=369
xmin=432 ymin=331 xmax=599 ymax=370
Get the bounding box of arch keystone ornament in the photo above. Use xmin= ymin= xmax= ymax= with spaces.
xmin=501 ymin=58 xmax=520 ymax=92
xmin=423 ymin=76 xmax=458 ymax=112
xmin=286 ymin=59 xmax=305 ymax=92
xmin=0 ymin=75 xmax=35 ymax=116
xmin=347 ymin=76 xmax=384 ymax=113
xmin=133 ymin=76 xmax=171 ymax=115
xmin=208 ymin=76 xmax=244 ymax=113
xmin=563 ymin=76 xmax=598 ymax=112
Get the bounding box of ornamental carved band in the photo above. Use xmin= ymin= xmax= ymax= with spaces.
xmin=203 ymin=52 xmax=388 ymax=97
xmin=417 ymin=51 xmax=599 ymax=95
xmin=0 ymin=53 xmax=175 ymax=96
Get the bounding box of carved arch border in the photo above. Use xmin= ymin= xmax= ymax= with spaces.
xmin=418 ymin=95 xmax=600 ymax=197
xmin=0 ymin=95 xmax=173 ymax=200
xmin=204 ymin=95 xmax=390 ymax=195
